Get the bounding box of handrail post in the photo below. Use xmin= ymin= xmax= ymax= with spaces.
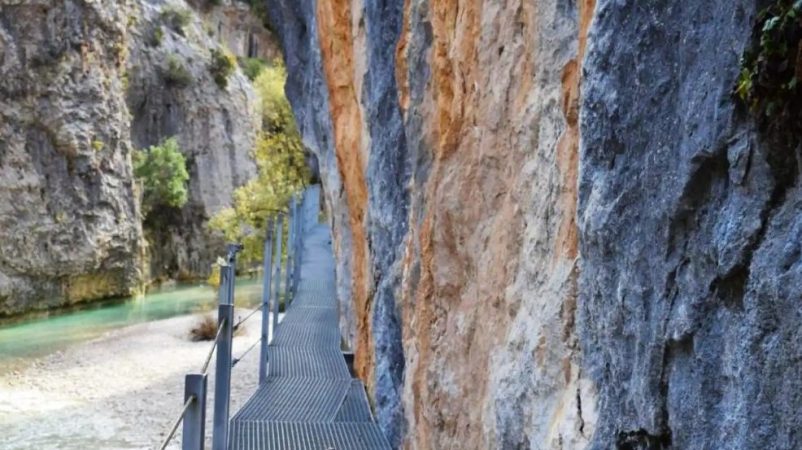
xmin=182 ymin=373 xmax=207 ymax=450
xmin=294 ymin=193 xmax=301 ymax=291
xmin=284 ymin=196 xmax=296 ymax=306
xmin=212 ymin=244 xmax=240 ymax=450
xmin=259 ymin=218 xmax=274 ymax=384
xmin=293 ymin=192 xmax=304 ymax=291
xmin=271 ymin=215 xmax=284 ymax=338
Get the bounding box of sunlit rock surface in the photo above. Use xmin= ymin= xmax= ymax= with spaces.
xmin=126 ymin=0 xmax=260 ymax=282
xmin=0 ymin=0 xmax=143 ymax=316
xmin=0 ymin=0 xmax=272 ymax=314
xmin=267 ymin=0 xmax=596 ymax=447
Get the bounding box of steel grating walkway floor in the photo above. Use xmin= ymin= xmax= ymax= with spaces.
xmin=229 ymin=224 xmax=391 ymax=450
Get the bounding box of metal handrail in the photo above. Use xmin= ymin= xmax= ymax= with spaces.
xmin=158 ymin=395 xmax=196 ymax=450
xmin=159 ymin=189 xmax=311 ymax=450
xmin=232 ymin=305 xmax=263 ymax=332
xmin=200 ymin=319 xmax=226 ymax=375
xmin=232 ymin=337 xmax=261 ymax=368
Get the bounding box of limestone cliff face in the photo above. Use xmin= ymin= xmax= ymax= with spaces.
xmin=579 ymin=2 xmax=802 ymax=448
xmin=394 ymin=1 xmax=596 ymax=448
xmin=0 ymin=0 xmax=272 ymax=314
xmin=269 ymin=0 xmax=595 ymax=448
xmin=126 ymin=0 xmax=260 ymax=281
xmin=0 ymin=0 xmax=143 ymax=316
xmin=191 ymin=0 xmax=282 ymax=62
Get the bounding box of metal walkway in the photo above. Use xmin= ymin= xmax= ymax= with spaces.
xmin=228 ymin=224 xmax=390 ymax=450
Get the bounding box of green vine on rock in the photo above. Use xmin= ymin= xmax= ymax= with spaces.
xmin=736 ymin=0 xmax=802 ymax=129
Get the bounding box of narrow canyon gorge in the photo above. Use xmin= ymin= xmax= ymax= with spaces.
xmin=1 ymin=0 xmax=801 ymax=449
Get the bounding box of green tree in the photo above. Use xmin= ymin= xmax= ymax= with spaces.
xmin=134 ymin=137 xmax=190 ymax=215
xmin=209 ymin=65 xmax=308 ymax=266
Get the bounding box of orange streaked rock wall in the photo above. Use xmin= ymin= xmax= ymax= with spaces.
xmin=316 ymin=0 xmax=376 ymax=385
xmin=396 ymin=1 xmax=598 ymax=447
xmin=270 ymin=0 xmax=598 ymax=447
xmin=273 ymin=0 xmax=802 ymax=448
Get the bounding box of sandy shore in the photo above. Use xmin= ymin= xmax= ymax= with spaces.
xmin=0 ymin=310 xmax=277 ymax=449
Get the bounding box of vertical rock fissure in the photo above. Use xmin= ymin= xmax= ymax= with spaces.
xmin=362 ymin=0 xmax=412 ymax=445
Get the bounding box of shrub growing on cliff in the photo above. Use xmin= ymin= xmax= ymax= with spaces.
xmin=209 ymin=65 xmax=308 ymax=265
xmin=209 ymin=48 xmax=236 ymax=89
xmin=161 ymin=6 xmax=191 ymax=36
xmin=133 ymin=137 xmax=190 ymax=215
xmin=239 ymin=57 xmax=268 ymax=81
xmin=150 ymin=26 xmax=164 ymax=47
xmin=163 ymin=54 xmax=192 ymax=87
xmin=736 ymin=0 xmax=802 ymax=129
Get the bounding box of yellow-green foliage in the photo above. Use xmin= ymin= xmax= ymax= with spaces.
xmin=207 ymin=263 xmax=221 ymax=289
xmin=209 ymin=64 xmax=308 ymax=266
xmin=254 ymin=64 xmax=295 ymax=133
xmin=239 ymin=57 xmax=268 ymax=81
xmin=151 ymin=26 xmax=164 ymax=47
xmin=209 ymin=47 xmax=237 ymax=89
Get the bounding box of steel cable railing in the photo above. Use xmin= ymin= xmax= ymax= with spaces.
xmin=158 ymin=395 xmax=197 ymax=450
xmin=158 ymin=317 xmax=226 ymax=450
xmin=232 ymin=337 xmax=261 ymax=368
xmin=158 ymin=190 xmax=309 ymax=450
xmin=232 ymin=306 xmax=262 ymax=332
xmin=200 ymin=320 xmax=226 ymax=375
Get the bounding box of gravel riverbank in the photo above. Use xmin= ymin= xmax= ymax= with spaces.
xmin=0 ymin=310 xmax=275 ymax=449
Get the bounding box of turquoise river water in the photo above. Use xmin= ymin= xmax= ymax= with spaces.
xmin=0 ymin=278 xmax=263 ymax=369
